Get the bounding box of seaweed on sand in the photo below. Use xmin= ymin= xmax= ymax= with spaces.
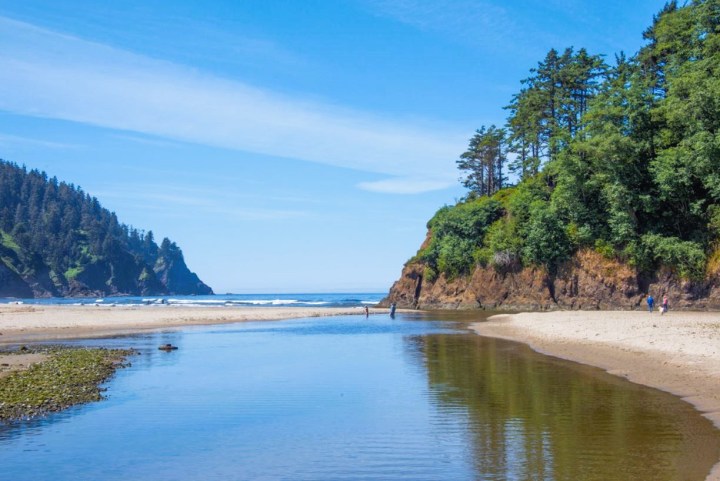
xmin=0 ymin=346 xmax=135 ymax=422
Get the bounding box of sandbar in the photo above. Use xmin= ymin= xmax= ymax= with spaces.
xmin=472 ymin=310 xmax=720 ymax=481
xmin=0 ymin=304 xmax=373 ymax=345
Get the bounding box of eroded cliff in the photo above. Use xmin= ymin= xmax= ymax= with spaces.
xmin=383 ymin=248 xmax=720 ymax=311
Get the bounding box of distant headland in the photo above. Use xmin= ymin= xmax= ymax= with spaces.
xmin=0 ymin=160 xmax=213 ymax=298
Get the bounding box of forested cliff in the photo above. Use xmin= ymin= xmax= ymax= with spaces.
xmin=385 ymin=1 xmax=720 ymax=310
xmin=0 ymin=160 xmax=213 ymax=298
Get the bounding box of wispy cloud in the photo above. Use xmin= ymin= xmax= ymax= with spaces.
xmin=357 ymin=0 xmax=653 ymax=59
xmin=365 ymin=0 xmax=508 ymax=32
xmin=358 ymin=176 xmax=457 ymax=195
xmin=0 ymin=133 xmax=82 ymax=150
xmin=358 ymin=0 xmax=531 ymax=52
xmin=0 ymin=17 xmax=464 ymax=194
xmin=109 ymin=133 xmax=184 ymax=149
xmin=95 ymin=184 xmax=311 ymax=221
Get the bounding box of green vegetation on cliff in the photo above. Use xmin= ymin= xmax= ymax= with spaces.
xmin=420 ymin=0 xmax=720 ymax=282
xmin=0 ymin=160 xmax=213 ymax=297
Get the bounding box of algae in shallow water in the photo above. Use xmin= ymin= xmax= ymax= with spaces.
xmin=0 ymin=347 xmax=134 ymax=422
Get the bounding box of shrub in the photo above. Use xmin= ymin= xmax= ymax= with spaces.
xmin=594 ymin=238 xmax=616 ymax=259
xmin=567 ymin=222 xmax=594 ymax=248
xmin=640 ymin=233 xmax=706 ymax=280
xmin=708 ymin=205 xmax=720 ymax=237
xmin=421 ymin=197 xmax=505 ymax=277
xmin=473 ymin=246 xmax=493 ymax=268
xmin=435 ymin=235 xmax=477 ymax=279
xmin=521 ymin=201 xmax=572 ymax=273
xmin=428 ymin=197 xmax=504 ymax=240
xmin=482 ymin=218 xmax=523 ymax=270
xmin=423 ymin=265 xmax=438 ymax=282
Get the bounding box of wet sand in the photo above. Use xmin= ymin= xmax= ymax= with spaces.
xmin=0 ymin=352 xmax=47 ymax=379
xmin=0 ymin=304 xmax=372 ymax=345
xmin=472 ymin=310 xmax=720 ymax=481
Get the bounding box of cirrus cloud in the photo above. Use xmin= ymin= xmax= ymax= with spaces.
xmin=0 ymin=16 xmax=465 ymax=194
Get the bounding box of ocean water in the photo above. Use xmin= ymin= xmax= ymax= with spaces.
xmin=0 ymin=292 xmax=384 ymax=308
xmin=1 ymin=313 xmax=719 ymax=480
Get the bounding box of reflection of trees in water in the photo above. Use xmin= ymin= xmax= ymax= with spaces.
xmin=408 ymin=333 xmax=720 ymax=481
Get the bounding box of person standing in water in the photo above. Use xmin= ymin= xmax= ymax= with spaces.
xmin=647 ymin=294 xmax=654 ymax=313
xmin=390 ymin=303 xmax=396 ymax=318
xmin=364 ymin=305 xmax=369 ymax=317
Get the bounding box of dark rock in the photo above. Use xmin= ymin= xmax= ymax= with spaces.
xmin=154 ymin=240 xmax=213 ymax=295
xmin=382 ymin=249 xmax=720 ymax=311
xmin=0 ymin=261 xmax=33 ymax=298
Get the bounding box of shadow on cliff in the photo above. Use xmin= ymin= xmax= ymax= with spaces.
xmin=381 ymin=249 xmax=720 ymax=311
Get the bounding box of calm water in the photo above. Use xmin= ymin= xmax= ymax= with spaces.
xmin=1 ymin=313 xmax=719 ymax=480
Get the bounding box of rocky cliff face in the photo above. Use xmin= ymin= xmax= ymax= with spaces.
xmin=0 ymin=262 xmax=34 ymax=298
xmin=383 ymin=248 xmax=720 ymax=311
xmin=153 ymin=243 xmax=213 ymax=296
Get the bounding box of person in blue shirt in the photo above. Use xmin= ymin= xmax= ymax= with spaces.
xmin=647 ymin=295 xmax=654 ymax=313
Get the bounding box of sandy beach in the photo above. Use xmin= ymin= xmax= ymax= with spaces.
xmin=0 ymin=304 xmax=372 ymax=345
xmin=4 ymin=304 xmax=720 ymax=478
xmin=473 ymin=310 xmax=720 ymax=480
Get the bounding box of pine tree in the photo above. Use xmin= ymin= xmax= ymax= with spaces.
xmin=0 ymin=159 xmax=212 ymax=296
xmin=457 ymin=126 xmax=507 ymax=197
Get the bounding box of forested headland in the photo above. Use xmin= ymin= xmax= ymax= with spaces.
xmin=0 ymin=160 xmax=213 ymax=298
xmin=385 ymin=1 xmax=720 ymax=310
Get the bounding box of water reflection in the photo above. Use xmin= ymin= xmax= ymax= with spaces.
xmin=0 ymin=315 xmax=718 ymax=481
xmin=413 ymin=333 xmax=720 ymax=481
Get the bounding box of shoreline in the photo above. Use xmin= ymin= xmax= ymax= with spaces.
xmin=4 ymin=304 xmax=719 ymax=478
xmin=0 ymin=304 xmax=375 ymax=345
xmin=472 ymin=310 xmax=720 ymax=481
xmin=0 ymin=305 xmax=372 ymax=423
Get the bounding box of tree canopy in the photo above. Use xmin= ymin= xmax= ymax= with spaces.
xmin=425 ymin=0 xmax=720 ymax=281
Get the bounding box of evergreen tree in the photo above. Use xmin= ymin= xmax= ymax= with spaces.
xmin=0 ymin=159 xmax=212 ymax=296
xmin=436 ymin=0 xmax=720 ymax=280
xmin=457 ymin=126 xmax=507 ymax=197
xmin=505 ymin=47 xmax=606 ymax=179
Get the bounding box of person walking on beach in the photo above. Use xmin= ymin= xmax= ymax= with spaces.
xmin=661 ymin=294 xmax=669 ymax=314
xmin=647 ymin=295 xmax=654 ymax=313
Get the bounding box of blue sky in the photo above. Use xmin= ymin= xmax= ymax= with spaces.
xmin=0 ymin=0 xmax=665 ymax=293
